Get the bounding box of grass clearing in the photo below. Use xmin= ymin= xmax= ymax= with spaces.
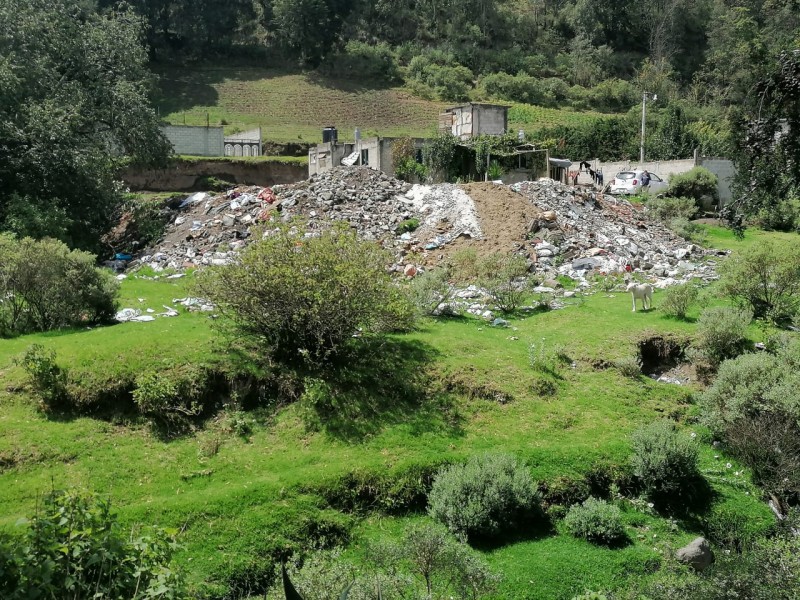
xmin=0 ymin=236 xmax=790 ymax=597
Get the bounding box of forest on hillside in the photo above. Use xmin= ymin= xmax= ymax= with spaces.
xmin=109 ymin=0 xmax=797 ymax=109
xmin=104 ymin=0 xmax=799 ymax=158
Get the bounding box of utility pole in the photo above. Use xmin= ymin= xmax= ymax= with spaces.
xmin=640 ymin=92 xmax=657 ymax=166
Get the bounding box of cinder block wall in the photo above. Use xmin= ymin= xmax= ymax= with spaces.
xmin=162 ymin=125 xmax=224 ymax=156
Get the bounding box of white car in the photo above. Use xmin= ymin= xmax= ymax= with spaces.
xmin=609 ymin=170 xmax=669 ymax=195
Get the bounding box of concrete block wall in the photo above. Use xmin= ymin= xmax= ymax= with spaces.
xmin=162 ymin=125 xmax=224 ymax=156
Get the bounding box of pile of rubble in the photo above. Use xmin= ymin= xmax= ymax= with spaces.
xmin=511 ymin=179 xmax=719 ymax=287
xmin=124 ymin=167 xmax=719 ymax=292
xmin=129 ymin=168 xmax=483 ymax=273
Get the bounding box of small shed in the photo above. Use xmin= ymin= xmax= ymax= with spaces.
xmin=439 ymin=103 xmax=509 ymax=140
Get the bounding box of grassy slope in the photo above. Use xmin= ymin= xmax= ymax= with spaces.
xmin=0 ymin=226 xmax=783 ymax=598
xmin=154 ymin=66 xmax=605 ymax=144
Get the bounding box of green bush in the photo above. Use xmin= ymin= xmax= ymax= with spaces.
xmin=700 ymin=352 xmax=800 ymax=500
xmin=428 ymin=452 xmax=540 ymax=539
xmin=668 ymin=167 xmax=718 ymax=203
xmin=691 ymin=306 xmax=752 ymax=367
xmin=193 ymin=221 xmax=415 ymax=367
xmin=0 ymin=489 xmax=184 ymax=600
xmin=0 ymin=234 xmax=119 ymax=336
xmin=396 ymin=217 xmax=420 ymax=233
xmin=586 ymin=78 xmax=638 ymax=112
xmin=18 ymin=345 xmax=70 ymax=412
xmin=660 ymin=283 xmax=700 ymax=319
xmin=563 ymin=497 xmax=626 ymax=545
xmin=668 ymin=217 xmax=707 ymax=244
xmin=482 ymin=71 xmax=546 ymax=105
xmin=321 ymin=41 xmax=399 ymax=82
xmin=477 ymin=253 xmax=530 ymax=313
xmin=646 ymin=196 xmax=699 ymax=222
xmin=408 ymin=54 xmax=473 ymax=101
xmin=409 ymin=267 xmax=454 ymax=316
xmin=630 ymin=421 xmax=701 ymax=502
xmin=719 ymin=241 xmax=800 ymax=322
xmin=615 ymin=356 xmax=642 ymax=378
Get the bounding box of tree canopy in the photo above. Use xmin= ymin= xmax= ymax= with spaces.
xmin=0 ymin=0 xmax=171 ymax=252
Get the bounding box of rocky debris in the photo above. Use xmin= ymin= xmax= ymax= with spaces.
xmin=676 ymin=537 xmax=715 ymax=571
xmin=510 ymin=179 xmax=719 ymax=286
xmin=122 ymin=168 xmax=719 ymax=295
xmin=128 ymin=167 xmax=486 ymax=274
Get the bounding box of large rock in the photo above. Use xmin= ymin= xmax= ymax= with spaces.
xmin=676 ymin=537 xmax=714 ymax=571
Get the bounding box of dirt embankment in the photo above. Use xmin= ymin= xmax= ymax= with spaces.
xmin=429 ymin=182 xmax=539 ymax=262
xmin=120 ymin=158 xmax=307 ymax=192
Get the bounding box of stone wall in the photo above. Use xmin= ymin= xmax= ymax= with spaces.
xmin=121 ymin=158 xmax=306 ymax=192
xmin=162 ymin=125 xmax=224 ymax=156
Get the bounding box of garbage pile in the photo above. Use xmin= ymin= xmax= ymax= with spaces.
xmin=128 ymin=168 xmax=483 ymax=273
xmin=511 ymin=179 xmax=719 ymax=287
xmin=122 ymin=167 xmax=718 ymax=291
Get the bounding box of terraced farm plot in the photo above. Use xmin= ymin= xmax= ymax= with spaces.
xmin=155 ymin=66 xmax=447 ymax=143
xmin=154 ymin=66 xmax=607 ymax=144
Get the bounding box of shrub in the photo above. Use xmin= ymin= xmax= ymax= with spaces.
xmin=408 ymin=54 xmax=473 ymax=101
xmin=668 ymin=167 xmax=718 ymax=203
xmin=563 ymin=497 xmax=626 ymax=545
xmin=630 ymin=421 xmax=701 ymax=502
xmin=660 ymin=283 xmax=700 ymax=319
xmin=321 ymin=41 xmax=399 ymax=82
xmin=646 ymin=196 xmax=698 ymax=222
xmin=428 ymin=453 xmax=540 ymax=539
xmin=0 ymin=489 xmax=183 ymax=600
xmin=586 ymin=77 xmax=638 ymax=112
xmin=0 ymin=234 xmax=119 ymax=336
xmin=691 ymin=306 xmax=752 ymax=367
xmin=273 ymin=524 xmax=500 ymax=600
xmin=668 ymin=217 xmax=707 ymax=244
xmin=396 ymin=217 xmax=420 ymax=233
xmin=132 ymin=371 xmax=203 ymax=425
xmin=477 ymin=253 xmax=530 ymax=313
xmin=18 ymin=345 xmax=70 ymax=412
xmin=409 ymin=267 xmax=454 ymax=316
xmin=193 ymin=221 xmax=415 ymax=367
xmin=719 ymin=241 xmax=800 ymax=322
xmin=615 ymin=356 xmax=642 ymax=378
xmin=482 ymin=71 xmax=545 ymax=105
xmin=392 ymin=137 xmax=426 ymax=182
xmin=700 ymin=352 xmax=800 ymax=500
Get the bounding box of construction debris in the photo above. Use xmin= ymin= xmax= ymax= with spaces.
xmin=120 ymin=168 xmax=720 ymax=297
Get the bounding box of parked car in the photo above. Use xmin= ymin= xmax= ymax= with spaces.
xmin=609 ymin=170 xmax=669 ymax=195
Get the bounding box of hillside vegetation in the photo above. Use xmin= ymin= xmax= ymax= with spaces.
xmin=0 ymin=226 xmax=791 ymax=598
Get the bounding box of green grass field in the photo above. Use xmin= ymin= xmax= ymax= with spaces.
xmin=0 ymin=226 xmax=786 ymax=598
xmin=154 ymin=66 xmax=604 ymax=145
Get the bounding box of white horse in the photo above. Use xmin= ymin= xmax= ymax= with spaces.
xmin=627 ymin=283 xmax=653 ymax=312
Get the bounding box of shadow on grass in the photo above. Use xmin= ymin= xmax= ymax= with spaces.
xmin=470 ymin=511 xmax=556 ymax=551
xmin=152 ymin=64 xmax=282 ymax=118
xmin=653 ymin=476 xmax=717 ymax=530
xmin=302 ymin=336 xmax=464 ymax=442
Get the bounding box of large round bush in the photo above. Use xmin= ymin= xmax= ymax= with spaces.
xmin=427 ymin=453 xmax=540 ymax=539
xmin=563 ymin=497 xmax=626 ymax=545
xmin=630 ymin=421 xmax=701 ymax=502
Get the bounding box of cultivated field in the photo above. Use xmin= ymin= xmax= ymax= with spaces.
xmin=154 ymin=66 xmax=605 ymax=145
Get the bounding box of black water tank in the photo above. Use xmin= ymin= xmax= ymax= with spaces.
xmin=322 ymin=127 xmax=338 ymax=143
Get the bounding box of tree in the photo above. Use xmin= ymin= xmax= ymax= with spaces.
xmin=730 ymin=48 xmax=800 ymax=230
xmin=193 ymin=221 xmax=414 ymax=368
xmin=0 ymin=0 xmax=171 ymax=251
